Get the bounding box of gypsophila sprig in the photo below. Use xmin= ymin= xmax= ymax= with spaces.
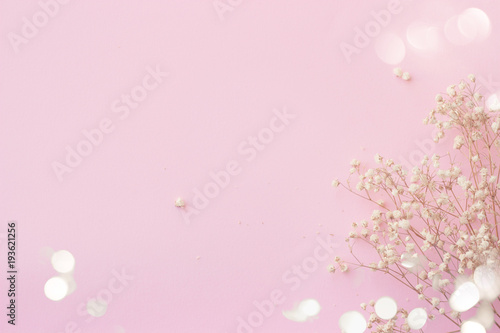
xmin=332 ymin=76 xmax=500 ymax=333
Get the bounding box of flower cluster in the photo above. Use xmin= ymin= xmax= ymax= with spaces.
xmin=333 ymin=76 xmax=500 ymax=332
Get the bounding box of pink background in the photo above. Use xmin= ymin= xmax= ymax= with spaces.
xmin=1 ymin=0 xmax=499 ymax=332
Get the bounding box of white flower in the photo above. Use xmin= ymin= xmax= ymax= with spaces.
xmin=174 ymin=197 xmax=185 ymax=207
xmin=393 ymin=67 xmax=403 ymax=77
xmin=409 ymin=183 xmax=419 ymax=193
xmin=447 ymin=85 xmax=456 ymax=97
xmin=468 ymin=74 xmax=476 ymax=82
xmin=350 ymin=159 xmax=360 ymax=167
xmin=402 ymin=72 xmax=411 ymax=81
xmin=398 ymin=219 xmax=410 ymax=230
xmin=492 ymin=122 xmax=499 ymax=133
xmin=371 ymin=210 xmax=381 ymax=220
xmin=331 ymin=179 xmax=340 ymax=187
xmin=453 ymin=135 xmax=465 ymax=149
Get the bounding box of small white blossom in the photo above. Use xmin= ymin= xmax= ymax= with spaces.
xmin=174 ymin=197 xmax=185 ymax=207
xmin=454 ymin=135 xmax=465 ymax=149
xmin=350 ymin=159 xmax=360 ymax=167
xmin=447 ymin=85 xmax=456 ymax=97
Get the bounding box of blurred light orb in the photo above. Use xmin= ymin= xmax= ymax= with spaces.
xmin=40 ymin=246 xmax=55 ymax=259
xmin=375 ymin=33 xmax=406 ymax=65
xmin=87 ymin=298 xmax=108 ymax=317
xmin=407 ymin=308 xmax=427 ymax=330
xmin=400 ymin=253 xmax=416 ymax=269
xmin=114 ymin=326 xmax=126 ymax=333
xmin=51 ymin=250 xmax=75 ymax=273
xmin=297 ymin=299 xmax=321 ymax=317
xmin=445 ymin=8 xmax=490 ymax=45
xmin=458 ymin=8 xmax=490 ymax=40
xmin=486 ymin=93 xmax=500 ymax=111
xmin=476 ymin=302 xmax=495 ymax=329
xmin=282 ymin=309 xmax=308 ymax=322
xmin=374 ymin=296 xmax=398 ymax=320
xmin=461 ymin=320 xmax=486 ymax=333
xmin=60 ymin=274 xmax=77 ymax=295
xmin=283 ymin=298 xmax=321 ymax=322
xmin=339 ymin=311 xmax=367 ymax=333
xmin=450 ymin=281 xmax=480 ymax=312
xmin=445 ymin=16 xmax=472 ymax=45
xmin=474 ymin=265 xmax=500 ymax=301
xmin=407 ymin=22 xmax=439 ymax=50
xmin=44 ymin=276 xmax=69 ymax=301
xmin=432 ymin=273 xmax=442 ymax=291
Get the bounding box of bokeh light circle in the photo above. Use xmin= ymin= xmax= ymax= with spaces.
xmin=461 ymin=320 xmax=486 ymax=333
xmin=298 ymin=299 xmax=321 ymax=317
xmin=445 ymin=8 xmax=490 ymax=45
xmin=87 ymin=298 xmax=108 ymax=317
xmin=339 ymin=311 xmax=367 ymax=333
xmin=474 ymin=265 xmax=500 ymax=301
xmin=486 ymin=93 xmax=500 ymax=111
xmin=374 ymin=296 xmax=398 ymax=320
xmin=407 ymin=22 xmax=439 ymax=50
xmin=450 ymin=281 xmax=480 ymax=312
xmin=51 ymin=250 xmax=75 ymax=273
xmin=407 ymin=308 xmax=427 ymax=330
xmin=458 ymin=8 xmax=490 ymax=41
xmin=44 ymin=276 xmax=69 ymax=301
xmin=375 ymin=33 xmax=406 ymax=65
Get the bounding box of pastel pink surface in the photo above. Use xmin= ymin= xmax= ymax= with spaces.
xmin=0 ymin=0 xmax=499 ymax=332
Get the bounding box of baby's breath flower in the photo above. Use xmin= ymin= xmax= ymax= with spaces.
xmin=370 ymin=234 xmax=379 ymax=243
xmin=447 ymin=85 xmax=456 ymax=97
xmin=454 ymin=135 xmax=465 ymax=149
xmin=350 ymin=159 xmax=360 ymax=167
xmin=398 ymin=219 xmax=410 ymax=230
xmin=337 ymin=76 xmax=500 ymax=331
xmin=431 ymin=297 xmax=440 ymax=307
xmin=492 ymin=122 xmax=499 ymax=133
